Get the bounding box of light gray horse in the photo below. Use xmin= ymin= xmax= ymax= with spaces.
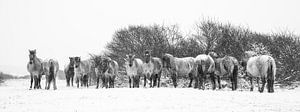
xmin=124 ymin=54 xmax=144 ymax=88
xmin=42 ymin=59 xmax=59 ymax=90
xmin=27 ymin=49 xmax=43 ymax=89
xmin=241 ymin=51 xmax=276 ymax=93
xmin=143 ymin=50 xmax=162 ymax=88
xmin=74 ymin=57 xmax=92 ymax=88
xmin=194 ymin=54 xmax=215 ymax=90
xmin=161 ymin=53 xmax=195 ymax=88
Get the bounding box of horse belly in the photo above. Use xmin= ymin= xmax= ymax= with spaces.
xmin=247 ymin=65 xmax=260 ymax=77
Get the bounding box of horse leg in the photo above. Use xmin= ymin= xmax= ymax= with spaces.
xmin=71 ymin=76 xmax=74 ymax=86
xmin=249 ymin=77 xmax=253 ymax=91
xmin=76 ymin=77 xmax=79 ymax=88
xmin=188 ymin=73 xmax=193 ymax=88
xmin=45 ymin=75 xmax=48 ymax=89
xmin=33 ymin=76 xmax=37 ymax=89
xmin=257 ymin=77 xmax=260 ymax=92
xmin=137 ymin=76 xmax=140 ymax=88
xmin=267 ymin=78 xmax=274 ymax=93
xmin=201 ymin=74 xmax=206 ymax=90
xmin=157 ymin=74 xmax=161 ymax=88
xmin=270 ymin=79 xmax=274 ymax=93
xmin=260 ymin=77 xmax=266 ymax=93
xmin=129 ymin=77 xmax=132 ymax=88
xmin=53 ymin=76 xmax=57 ymax=90
xmin=153 ymin=74 xmax=157 ymax=87
xmin=144 ymin=75 xmax=147 ymax=88
xmin=217 ymin=76 xmax=221 ymax=89
xmin=87 ymin=75 xmax=89 ymax=88
xmin=66 ymin=75 xmax=70 ymax=87
xmin=29 ymin=74 xmax=33 ymax=90
xmin=96 ymin=76 xmax=100 ymax=89
xmin=194 ymin=75 xmax=199 ymax=89
xmin=171 ymin=74 xmax=177 ymax=88
xmin=231 ymin=75 xmax=235 ymax=91
xmin=47 ymin=76 xmax=51 ymax=90
xmin=210 ymin=73 xmax=216 ymax=90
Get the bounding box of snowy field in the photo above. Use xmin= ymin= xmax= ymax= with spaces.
xmin=0 ymin=79 xmax=300 ymax=112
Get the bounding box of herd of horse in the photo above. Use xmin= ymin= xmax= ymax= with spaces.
xmin=27 ymin=49 xmax=276 ymax=93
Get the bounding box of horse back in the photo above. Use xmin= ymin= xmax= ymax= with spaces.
xmin=195 ymin=54 xmax=215 ymax=73
xmin=247 ymin=55 xmax=276 ymax=78
xmin=151 ymin=57 xmax=162 ymax=73
xmin=215 ymin=56 xmax=238 ymax=76
xmin=174 ymin=57 xmax=194 ymax=76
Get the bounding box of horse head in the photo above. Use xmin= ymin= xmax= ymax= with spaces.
xmin=74 ymin=57 xmax=81 ymax=68
xmin=144 ymin=50 xmax=151 ymax=63
xmin=162 ymin=53 xmax=172 ymax=69
xmin=240 ymin=51 xmax=258 ymax=69
xmin=126 ymin=54 xmax=135 ymax=67
xmin=28 ymin=49 xmax=36 ymax=64
xmin=208 ymin=52 xmax=218 ymax=59
xmin=69 ymin=57 xmax=75 ymax=67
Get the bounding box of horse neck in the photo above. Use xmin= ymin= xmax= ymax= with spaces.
xmin=32 ymin=56 xmax=41 ymax=64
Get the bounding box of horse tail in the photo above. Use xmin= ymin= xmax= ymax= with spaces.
xmin=267 ymin=58 xmax=274 ymax=81
xmin=49 ymin=61 xmax=55 ymax=83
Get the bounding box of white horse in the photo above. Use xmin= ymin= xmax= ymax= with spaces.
xmin=74 ymin=57 xmax=92 ymax=88
xmin=161 ymin=53 xmax=195 ymax=88
xmin=42 ymin=59 xmax=59 ymax=90
xmin=194 ymin=54 xmax=215 ymax=90
xmin=142 ymin=50 xmax=162 ymax=88
xmin=124 ymin=54 xmax=144 ymax=88
xmin=27 ymin=49 xmax=43 ymax=89
xmin=241 ymin=53 xmax=276 ymax=93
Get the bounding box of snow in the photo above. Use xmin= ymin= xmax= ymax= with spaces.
xmin=0 ymin=79 xmax=300 ymax=112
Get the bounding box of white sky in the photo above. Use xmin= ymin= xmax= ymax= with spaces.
xmin=0 ymin=0 xmax=299 ymax=76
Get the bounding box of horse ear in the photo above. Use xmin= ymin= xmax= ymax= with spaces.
xmin=28 ymin=49 xmax=31 ymax=52
xmin=33 ymin=49 xmax=36 ymax=53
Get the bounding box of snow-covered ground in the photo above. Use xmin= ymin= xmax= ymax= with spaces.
xmin=0 ymin=79 xmax=300 ymax=112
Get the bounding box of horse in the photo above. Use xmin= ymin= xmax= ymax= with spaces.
xmin=27 ymin=49 xmax=44 ymax=90
xmin=42 ymin=59 xmax=59 ymax=90
xmin=74 ymin=57 xmax=92 ymax=88
xmin=208 ymin=52 xmax=239 ymax=90
xmin=103 ymin=58 xmax=119 ymax=88
xmin=143 ymin=50 xmax=162 ymax=88
xmin=161 ymin=53 xmax=195 ymax=88
xmin=64 ymin=57 xmax=75 ymax=87
xmin=194 ymin=54 xmax=215 ymax=90
xmin=124 ymin=54 xmax=144 ymax=88
xmin=91 ymin=55 xmax=119 ymax=88
xmin=241 ymin=52 xmax=276 ymax=93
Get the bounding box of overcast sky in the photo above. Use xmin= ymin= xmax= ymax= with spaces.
xmin=0 ymin=0 xmax=299 ymax=76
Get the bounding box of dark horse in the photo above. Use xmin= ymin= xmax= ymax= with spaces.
xmin=27 ymin=49 xmax=43 ymax=89
xmin=64 ymin=57 xmax=75 ymax=87
xmin=91 ymin=55 xmax=119 ymax=88
xmin=208 ymin=52 xmax=239 ymax=90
